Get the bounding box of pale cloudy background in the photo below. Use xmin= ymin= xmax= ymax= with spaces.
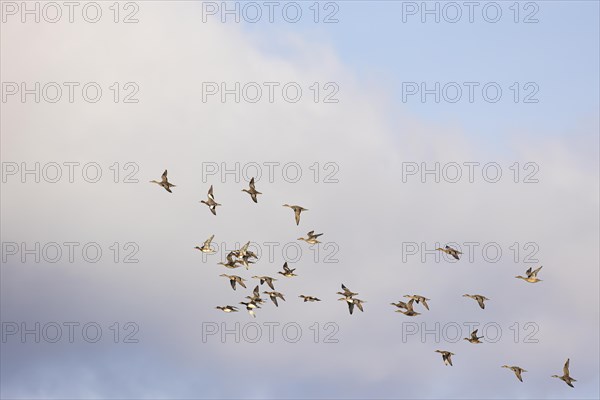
xmin=1 ymin=1 xmax=599 ymax=399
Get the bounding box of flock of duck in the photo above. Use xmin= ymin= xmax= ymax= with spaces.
xmin=151 ymin=169 xmax=577 ymax=389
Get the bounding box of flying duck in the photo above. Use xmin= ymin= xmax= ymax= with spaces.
xmin=298 ymin=230 xmax=323 ymax=245
xmin=234 ymin=242 xmax=253 ymax=259
xmin=215 ymin=305 xmax=238 ymax=313
xmin=283 ymin=204 xmax=307 ymax=225
xmin=252 ymin=275 xmax=277 ymax=290
xmin=246 ymin=285 xmax=265 ymax=305
xmin=339 ymin=297 xmax=365 ymax=315
xmin=200 ymin=185 xmax=221 ymax=215
xmin=299 ymin=295 xmax=321 ymax=302
xmin=194 ymin=235 xmax=216 ymax=254
xmin=552 ymin=358 xmax=576 ymax=388
xmin=239 ymin=301 xmax=260 ymax=318
xmin=264 ymin=291 xmax=286 ymax=307
xmin=237 ymin=255 xmax=256 ymax=270
xmin=435 ymin=350 xmax=455 ymax=366
xmin=502 ymin=365 xmax=527 ymax=382
xmin=464 ymin=329 xmax=483 ymax=344
xmin=150 ymin=170 xmax=176 ymax=193
xmin=395 ymin=298 xmax=421 ymax=316
xmin=337 ymin=284 xmax=358 ymax=298
xmin=463 ymin=294 xmax=490 ymax=309
xmin=436 ymin=245 xmax=462 ymax=260
xmin=218 ymin=252 xmax=243 ymax=269
xmin=242 ymin=177 xmax=262 ymax=203
xmin=404 ymin=295 xmax=430 ymax=310
xmin=516 ymin=266 xmax=543 ymax=283
xmin=219 ymin=274 xmax=246 ymax=290
xmin=277 ymin=262 xmax=297 ymax=277
xmin=390 ymin=301 xmax=408 ymax=309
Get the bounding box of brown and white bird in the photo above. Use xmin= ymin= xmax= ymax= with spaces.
xmin=299 ymin=295 xmax=321 ymax=302
xmin=219 ymin=274 xmax=246 ymax=290
xmin=552 ymin=358 xmax=576 ymax=388
xmin=215 ymin=305 xmax=238 ymax=313
xmin=150 ymin=170 xmax=176 ymax=193
xmin=194 ymin=235 xmax=216 ymax=254
xmin=436 ymin=245 xmax=462 ymax=260
xmin=242 ymin=177 xmax=262 ymax=203
xmin=246 ymin=285 xmax=265 ymax=305
xmin=516 ymin=266 xmax=543 ymax=283
xmin=463 ymin=294 xmax=490 ymax=309
xmin=200 ymin=185 xmax=221 ymax=215
xmin=390 ymin=301 xmax=408 ymax=309
xmin=233 ymin=242 xmax=257 ymax=269
xmin=337 ymin=283 xmax=362 ymax=314
xmin=239 ymin=300 xmax=260 ymax=318
xmin=339 ymin=297 xmax=365 ymax=315
xmin=236 ymin=255 xmax=256 ymax=270
xmin=298 ymin=231 xmax=323 ymax=245
xmin=218 ymin=252 xmax=243 ymax=269
xmin=435 ymin=350 xmax=455 ymax=366
xmin=464 ymin=329 xmax=483 ymax=344
xmin=337 ymin=284 xmax=358 ymax=298
xmin=283 ymin=204 xmax=307 ymax=225
xmin=252 ymin=275 xmax=277 ymax=290
xmin=264 ymin=291 xmax=286 ymax=307
xmin=404 ymin=295 xmax=430 ymax=310
xmin=277 ymin=262 xmax=297 ymax=277
xmin=395 ymin=298 xmax=421 ymax=316
xmin=502 ymin=365 xmax=527 ymax=382
xmin=233 ymin=242 xmax=257 ymax=260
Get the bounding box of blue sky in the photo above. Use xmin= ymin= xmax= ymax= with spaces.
xmin=242 ymin=0 xmax=599 ymax=149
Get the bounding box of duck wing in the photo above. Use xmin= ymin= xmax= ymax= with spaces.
xmin=477 ymin=297 xmax=486 ymax=309
xmin=515 ymin=369 xmax=523 ymax=382
xmin=355 ymin=300 xmax=364 ymax=312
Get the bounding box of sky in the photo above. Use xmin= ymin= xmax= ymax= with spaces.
xmin=1 ymin=1 xmax=599 ymax=399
